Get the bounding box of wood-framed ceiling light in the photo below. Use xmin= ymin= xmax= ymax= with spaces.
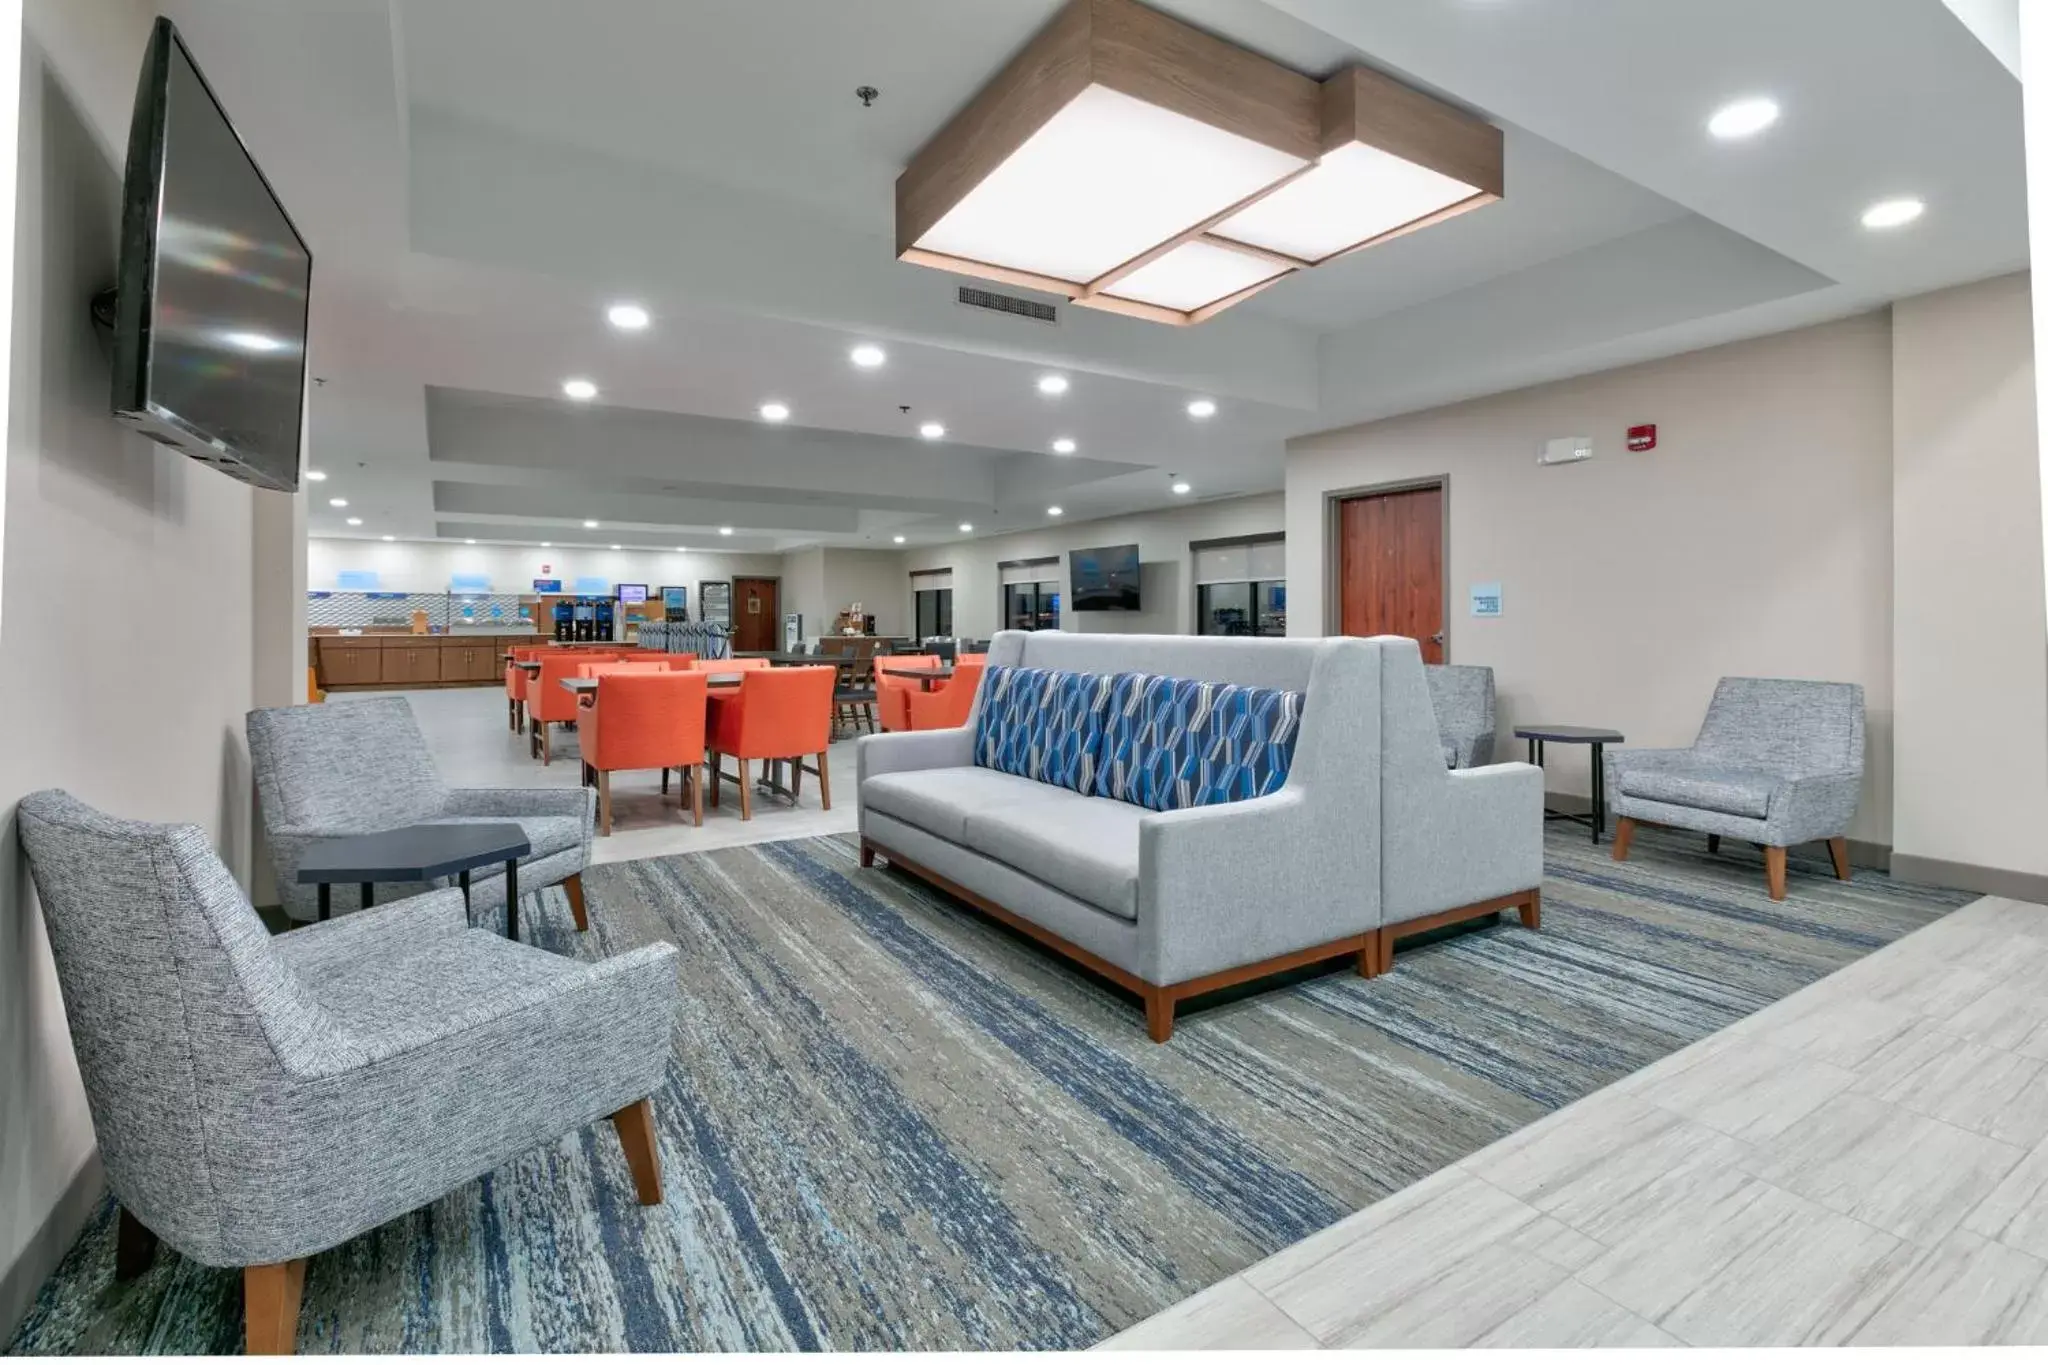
xmin=894 ymin=0 xmax=1504 ymax=326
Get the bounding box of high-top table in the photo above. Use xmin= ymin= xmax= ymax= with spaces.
xmin=296 ymin=823 xmax=533 ymax=937
xmin=881 ymin=665 xmax=955 ymax=693
xmin=1513 ymin=725 xmax=1625 ymax=844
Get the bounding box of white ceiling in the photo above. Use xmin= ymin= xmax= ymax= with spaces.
xmin=159 ymin=0 xmax=2024 ymax=552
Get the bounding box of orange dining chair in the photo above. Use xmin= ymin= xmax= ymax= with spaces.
xmin=576 ymin=670 xmax=709 ymax=834
xmin=306 ymin=665 xmax=325 ymax=704
xmin=907 ymin=658 xmax=986 ymax=731
xmin=692 ymin=657 xmax=772 ymax=672
xmin=874 ymin=655 xmax=941 ymax=732
xmin=528 ymin=654 xmax=604 ymax=764
xmin=706 ymin=666 xmax=837 ymax=820
xmin=577 ymin=660 xmax=667 ymax=678
xmin=654 ymin=653 xmax=698 ymax=669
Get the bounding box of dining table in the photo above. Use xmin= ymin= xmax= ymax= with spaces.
xmin=882 ymin=665 xmax=954 ymax=693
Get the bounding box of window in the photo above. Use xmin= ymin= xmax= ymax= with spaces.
xmin=999 ymin=558 xmax=1060 ymax=630
xmin=911 ymin=569 xmax=954 ymax=639
xmin=1193 ymin=535 xmax=1285 ymax=636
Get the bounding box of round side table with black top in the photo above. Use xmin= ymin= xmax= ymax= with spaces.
xmin=296 ymin=822 xmax=533 ymax=938
xmin=1513 ymin=725 xmax=1625 ymax=844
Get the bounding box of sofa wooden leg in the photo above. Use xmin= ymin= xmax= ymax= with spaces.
xmin=563 ymin=872 xmax=588 ymax=932
xmin=1519 ymin=887 xmax=1542 ymax=930
xmin=115 ymin=1207 xmax=157 ymax=1281
xmin=1379 ymin=929 xmax=1397 ymax=975
xmin=1611 ymin=816 xmax=1637 ymax=861
xmin=611 ymin=1098 xmax=663 ymax=1205
xmin=244 ymin=1259 xmax=307 ymax=1355
xmin=1144 ymin=990 xmax=1175 ymax=1043
xmin=1765 ymin=845 xmax=1789 ymax=901
xmin=1828 ymin=836 xmax=1851 ymax=881
xmin=1357 ymin=930 xmax=1382 ymax=979
xmin=817 ymin=750 xmax=832 ymax=811
xmin=1707 ymin=833 xmax=1721 ymax=854
xmin=860 ymin=840 xmax=876 ymax=868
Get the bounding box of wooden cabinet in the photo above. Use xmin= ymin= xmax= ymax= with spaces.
xmin=380 ymin=642 xmax=443 ymax=685
xmin=316 ymin=640 xmax=385 ymax=687
xmin=311 ymin=633 xmax=542 ymax=690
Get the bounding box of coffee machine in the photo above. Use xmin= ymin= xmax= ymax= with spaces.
xmin=552 ymin=600 xmax=573 ymax=641
xmin=593 ymin=598 xmax=616 ymax=641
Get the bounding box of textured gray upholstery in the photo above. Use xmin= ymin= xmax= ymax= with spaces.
xmin=962 ymin=794 xmax=1145 ymax=921
xmin=1425 ymin=663 xmax=1497 ymax=770
xmin=1379 ymin=640 xmax=1546 ymax=927
xmin=861 ymin=767 xmax=1072 ymax=845
xmin=249 ymin=697 xmax=596 ymax=922
xmin=16 ymin=789 xmax=677 ymax=1269
xmin=1605 ymin=677 xmax=1865 ymax=847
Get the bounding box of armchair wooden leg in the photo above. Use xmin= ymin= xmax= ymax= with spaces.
xmin=1144 ymin=989 xmax=1175 ymax=1043
xmin=738 ymin=758 xmax=753 ymax=820
xmin=611 ymin=1098 xmax=663 ymax=1205
xmin=598 ymin=770 xmax=613 ymax=837
xmin=244 ymin=1258 xmax=307 ymax=1355
xmin=115 ymin=1207 xmax=157 ymax=1281
xmin=860 ymin=840 xmax=876 ymax=868
xmin=563 ymin=872 xmax=588 ymax=932
xmin=1828 ymin=836 xmax=1851 ymax=881
xmin=1519 ymin=887 xmax=1542 ymax=930
xmin=691 ymin=764 xmax=705 ymax=827
xmin=1707 ymin=833 xmax=1721 ymax=854
xmin=817 ymin=750 xmax=831 ymax=811
xmin=1611 ymin=816 xmax=1637 ymax=862
xmin=1764 ymin=845 xmax=1789 ymax=901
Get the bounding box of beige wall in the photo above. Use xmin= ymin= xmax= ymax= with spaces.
xmin=903 ymin=493 xmax=1286 ymax=640
xmin=1288 ymin=313 xmax=1897 ymax=843
xmin=1 ymin=0 xmax=276 ymax=1335
xmin=1892 ymin=273 xmax=2048 ymax=879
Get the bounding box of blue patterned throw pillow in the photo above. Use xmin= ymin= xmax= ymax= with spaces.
xmin=1093 ymin=671 xmax=1303 ymax=811
xmin=973 ymin=666 xmax=1112 ymax=793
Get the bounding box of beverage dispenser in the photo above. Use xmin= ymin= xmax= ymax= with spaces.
xmin=552 ymin=599 xmax=573 ymax=642
xmin=594 ymin=598 xmax=616 ymax=641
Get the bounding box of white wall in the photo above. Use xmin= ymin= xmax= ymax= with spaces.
xmin=903 ymin=493 xmax=1286 ymax=640
xmin=307 ymin=537 xmax=783 ymax=607
xmin=1288 ymin=314 xmax=1896 ymax=843
xmin=820 ymin=548 xmax=907 ymax=637
xmin=1892 ymin=273 xmax=2048 ymax=880
xmin=2 ymin=0 xmax=271 ymax=1335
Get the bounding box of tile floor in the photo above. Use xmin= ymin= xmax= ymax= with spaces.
xmin=1103 ymin=892 xmax=2048 ymax=1349
xmin=357 ymin=685 xmax=860 ymax=862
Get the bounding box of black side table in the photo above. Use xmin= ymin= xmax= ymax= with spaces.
xmin=297 ymin=823 xmax=533 ymax=938
xmin=1513 ymin=726 xmax=1625 ymax=844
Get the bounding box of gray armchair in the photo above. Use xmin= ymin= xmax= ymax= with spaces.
xmin=1424 ymin=663 xmax=1497 ymax=769
xmin=248 ymin=697 xmax=595 ymax=927
xmin=1605 ymin=677 xmax=1865 ymax=900
xmin=17 ymin=790 xmax=677 ymax=1354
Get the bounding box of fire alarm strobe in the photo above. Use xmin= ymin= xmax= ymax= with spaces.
xmin=1627 ymin=424 xmax=1657 ymax=452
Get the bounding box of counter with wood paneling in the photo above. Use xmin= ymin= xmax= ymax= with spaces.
xmin=310 ymin=633 xmax=548 ymax=691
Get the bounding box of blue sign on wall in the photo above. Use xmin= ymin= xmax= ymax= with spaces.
xmin=336 ymin=569 xmax=379 ymax=590
xmin=533 ymin=578 xmax=562 ymax=593
xmin=573 ymin=576 xmax=610 ymax=595
xmin=1469 ymin=582 xmax=1503 ymax=617
xmin=365 ymin=592 xmax=408 ymax=600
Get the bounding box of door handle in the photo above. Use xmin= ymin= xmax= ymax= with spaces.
xmin=1430 ymin=632 xmax=1446 ymax=646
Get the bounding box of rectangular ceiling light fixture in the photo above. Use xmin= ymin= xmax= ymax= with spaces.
xmin=894 ymin=0 xmax=1503 ymax=326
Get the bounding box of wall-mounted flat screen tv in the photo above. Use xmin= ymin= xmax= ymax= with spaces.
xmin=109 ymin=18 xmax=311 ymax=492
xmin=1070 ymin=543 xmax=1141 ymax=611
xmin=616 ymin=583 xmax=649 ymax=604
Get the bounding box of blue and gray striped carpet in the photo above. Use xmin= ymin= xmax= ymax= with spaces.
xmin=9 ymin=826 xmax=1972 ymax=1354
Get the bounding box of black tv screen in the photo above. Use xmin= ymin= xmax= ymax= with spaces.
xmin=110 ymin=18 xmax=311 ymax=492
xmin=1070 ymin=543 xmax=1141 ymax=611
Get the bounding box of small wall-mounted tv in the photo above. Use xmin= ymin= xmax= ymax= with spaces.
xmin=616 ymin=583 xmax=649 ymax=605
xmin=107 ymin=18 xmax=311 ymax=492
xmin=1070 ymin=543 xmax=1141 ymax=612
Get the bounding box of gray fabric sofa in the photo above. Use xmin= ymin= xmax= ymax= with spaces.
xmin=1606 ymin=676 xmax=1865 ymax=900
xmin=856 ymin=631 xmax=1543 ymax=1040
xmin=249 ymin=696 xmax=595 ymax=928
xmin=1426 ymin=662 xmax=1496 ymax=769
xmin=16 ymin=789 xmax=677 ymax=1354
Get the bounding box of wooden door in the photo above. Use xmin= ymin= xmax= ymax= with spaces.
xmin=1338 ymin=484 xmax=1446 ymax=663
xmin=732 ymin=577 xmax=779 ymax=652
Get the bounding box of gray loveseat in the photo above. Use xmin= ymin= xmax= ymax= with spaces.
xmin=856 ymin=631 xmax=1543 ymax=1040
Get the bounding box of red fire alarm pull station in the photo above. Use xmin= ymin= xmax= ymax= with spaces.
xmin=1627 ymin=423 xmax=1657 ymax=452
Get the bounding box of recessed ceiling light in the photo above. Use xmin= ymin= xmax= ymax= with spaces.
xmin=1707 ymin=97 xmax=1779 ymax=140
xmin=328 ymin=497 xmax=347 ymax=507
xmin=759 ymin=401 xmax=791 ymax=422
xmin=562 ymin=378 xmax=598 ymax=400
xmin=920 ymin=421 xmax=946 ymax=440
xmin=674 ymin=546 xmax=688 ymax=552
xmin=850 ymin=344 xmax=887 ymax=369
xmin=381 ymin=535 xmax=395 ymax=542
xmin=1186 ymin=398 xmax=1217 ymax=419
xmin=1052 ymin=437 xmax=1077 ymax=455
xmin=1861 ymin=196 xmax=1925 ymax=230
xmin=959 ymin=522 xmax=975 ymax=533
xmin=1038 ymin=374 xmax=1070 ymax=395
xmin=465 ymin=538 xmax=476 ymax=545
xmin=345 ymin=517 xmax=362 ymax=526
xmin=1172 ymin=480 xmax=1192 ymax=494
xmin=606 ymin=302 xmax=650 ymax=330
xmin=583 ymin=520 xmax=600 ymax=528
xmin=305 ymin=469 xmax=327 ymax=482
xmin=718 ymin=526 xmax=734 ymax=536
xmin=1047 ymin=505 xmax=1064 ymax=516
xmin=892 ymin=534 xmax=906 ymax=544
xmin=610 ymin=544 xmax=622 ymax=550
xmin=541 ymin=541 xmax=552 ymax=548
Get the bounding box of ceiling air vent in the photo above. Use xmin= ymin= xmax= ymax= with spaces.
xmin=956 ymin=285 xmax=1058 ymax=325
